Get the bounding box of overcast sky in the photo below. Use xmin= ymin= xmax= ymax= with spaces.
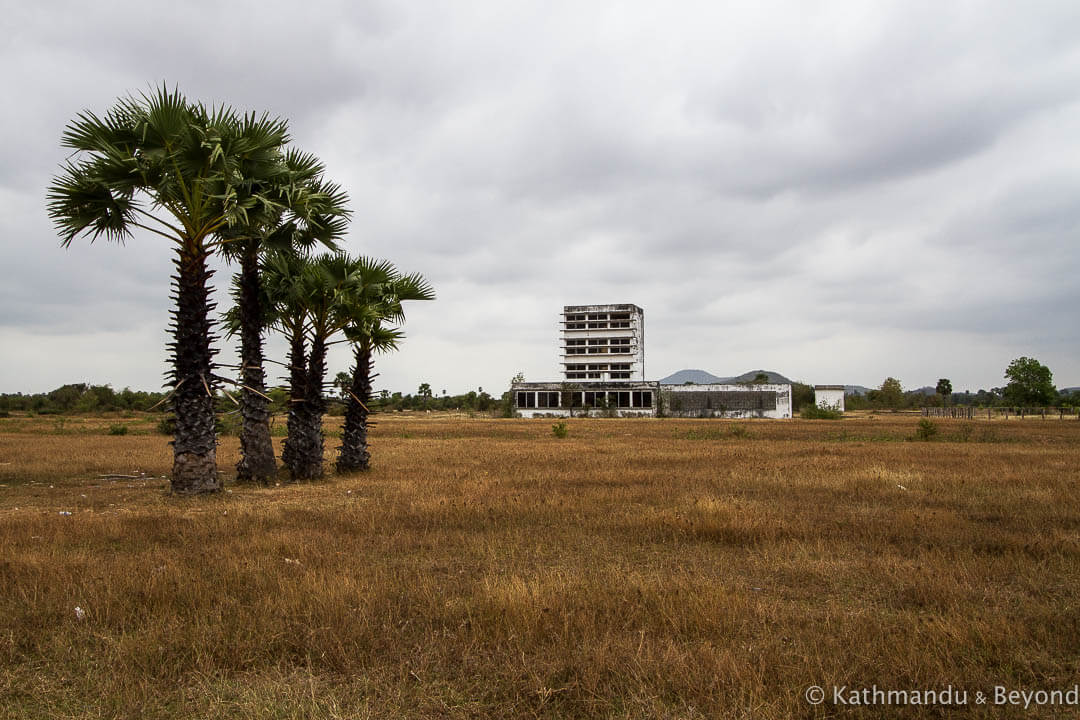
xmin=3 ymin=0 xmax=1079 ymax=395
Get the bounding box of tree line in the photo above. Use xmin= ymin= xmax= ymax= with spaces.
xmin=47 ymin=87 xmax=433 ymax=494
xmin=843 ymin=357 xmax=1079 ymax=411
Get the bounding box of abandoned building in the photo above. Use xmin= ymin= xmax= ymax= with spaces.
xmin=814 ymin=385 xmax=846 ymax=412
xmin=664 ymin=383 xmax=792 ymax=419
xmin=511 ymin=303 xmax=794 ymax=418
xmin=560 ymin=303 xmax=645 ymax=381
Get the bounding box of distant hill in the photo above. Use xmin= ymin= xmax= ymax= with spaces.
xmin=845 ymin=385 xmax=872 ymax=396
xmin=729 ymin=369 xmax=793 ymax=384
xmin=658 ymin=369 xmax=793 ymax=385
xmin=658 ymin=369 xmax=726 ymax=385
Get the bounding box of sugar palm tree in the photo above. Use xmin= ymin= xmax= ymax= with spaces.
xmin=337 ymin=263 xmax=434 ymax=473
xmin=218 ymin=151 xmax=349 ymax=485
xmin=47 ymin=87 xmax=290 ymax=494
xmin=262 ymin=252 xmax=365 ymax=480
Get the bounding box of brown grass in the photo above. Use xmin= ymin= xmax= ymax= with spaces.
xmin=1 ymin=414 xmax=1079 ymax=718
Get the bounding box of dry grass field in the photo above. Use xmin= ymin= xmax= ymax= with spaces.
xmin=1 ymin=412 xmax=1079 ymax=718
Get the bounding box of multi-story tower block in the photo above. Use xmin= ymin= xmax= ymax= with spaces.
xmin=560 ymin=304 xmax=645 ymax=382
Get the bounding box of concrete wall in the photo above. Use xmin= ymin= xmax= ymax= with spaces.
xmin=814 ymin=386 xmax=845 ymax=412
xmin=662 ymin=384 xmax=792 ymax=419
xmin=512 ymin=381 xmax=659 ymax=418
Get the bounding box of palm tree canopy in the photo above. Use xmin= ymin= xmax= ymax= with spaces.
xmin=47 ymin=86 xmax=292 ymax=253
xmin=253 ymin=251 xmax=433 ymax=350
xmin=215 ymin=147 xmax=351 ymax=260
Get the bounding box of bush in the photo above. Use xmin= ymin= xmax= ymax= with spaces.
xmin=915 ymin=418 xmax=938 ymax=441
xmin=728 ymin=423 xmax=750 ymax=438
xmin=216 ymin=413 xmax=240 ymax=436
xmin=157 ymin=416 xmax=176 ymax=435
xmin=0 ymin=410 xmax=9 ymax=418
xmin=801 ymin=404 xmax=843 ymax=420
xmin=552 ymin=421 xmax=568 ymax=438
xmin=108 ymin=424 xmax=129 ymax=436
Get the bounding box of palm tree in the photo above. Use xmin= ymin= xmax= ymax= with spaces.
xmin=262 ymin=252 xmax=364 ymax=480
xmin=218 ymin=151 xmax=349 ymax=485
xmin=47 ymin=87 xmax=291 ymax=494
xmin=337 ymin=263 xmax=434 ymax=473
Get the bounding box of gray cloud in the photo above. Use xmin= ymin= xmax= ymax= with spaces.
xmin=3 ymin=0 xmax=1080 ymax=394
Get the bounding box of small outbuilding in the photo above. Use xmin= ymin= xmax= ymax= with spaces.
xmin=814 ymin=385 xmax=845 ymax=413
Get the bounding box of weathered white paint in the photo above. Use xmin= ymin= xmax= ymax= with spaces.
xmin=561 ymin=304 xmax=645 ymax=381
xmin=814 ymin=385 xmax=845 ymax=412
xmin=663 ymin=383 xmax=793 ymax=419
xmin=511 ymin=381 xmax=659 ymax=418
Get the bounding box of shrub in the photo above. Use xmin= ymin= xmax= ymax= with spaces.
xmin=0 ymin=410 xmax=9 ymax=418
xmin=916 ymin=418 xmax=938 ymax=441
xmin=801 ymin=404 xmax=843 ymax=420
xmin=552 ymin=421 xmax=568 ymax=438
xmin=108 ymin=424 xmax=129 ymax=436
xmin=728 ymin=423 xmax=750 ymax=438
xmin=215 ymin=413 xmax=241 ymax=436
xmin=157 ymin=416 xmax=176 ymax=435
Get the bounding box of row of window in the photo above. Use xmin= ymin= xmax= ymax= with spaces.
xmin=565 ymin=337 xmax=632 ymax=347
xmin=566 ymin=372 xmax=631 ymax=379
xmin=564 ymin=313 xmax=633 ymax=322
xmin=516 ymin=391 xmax=653 ymax=409
xmin=565 ymin=321 xmax=632 ymax=330
xmin=565 ymin=347 xmax=633 ymax=355
xmin=564 ymin=364 xmax=631 ymax=371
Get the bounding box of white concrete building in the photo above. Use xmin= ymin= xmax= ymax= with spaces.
xmin=814 ymin=385 xmax=846 ymax=412
xmin=511 ymin=303 xmax=794 ymax=419
xmin=512 ymin=381 xmax=659 ymax=418
xmin=560 ymin=304 xmax=644 ymax=381
xmin=663 ymin=383 xmax=793 ymax=419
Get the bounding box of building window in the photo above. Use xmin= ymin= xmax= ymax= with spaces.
xmin=587 ymin=322 xmax=608 ymax=329
xmin=587 ymin=338 xmax=608 ymax=346
xmin=632 ymin=391 xmax=652 ymax=408
xmin=610 ymin=372 xmax=630 ymax=379
xmin=537 ymin=391 xmax=560 ymax=408
xmin=516 ymin=392 xmax=536 ymax=408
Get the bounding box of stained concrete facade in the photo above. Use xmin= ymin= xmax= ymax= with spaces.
xmin=512 ymin=303 xmax=797 ymax=419
xmin=814 ymin=385 xmax=846 ymax=412
xmin=511 ymin=381 xmax=660 ymax=418
xmin=560 ymin=304 xmax=644 ymax=382
xmin=663 ymin=383 xmax=793 ymax=419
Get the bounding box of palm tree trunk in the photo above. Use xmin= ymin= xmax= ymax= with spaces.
xmin=290 ymin=336 xmax=327 ymax=480
xmin=169 ymin=248 xmax=220 ymax=494
xmin=281 ymin=322 xmax=307 ymax=479
xmin=235 ymin=241 xmax=277 ymax=485
xmin=337 ymin=343 xmax=373 ymax=473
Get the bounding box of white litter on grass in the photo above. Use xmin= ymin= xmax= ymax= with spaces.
xmin=74 ymin=606 xmax=86 ymax=620
xmin=284 ymin=558 xmax=301 ymax=565
xmin=58 ymin=511 xmax=72 ymax=516
xmin=897 ymin=484 xmax=908 ymax=491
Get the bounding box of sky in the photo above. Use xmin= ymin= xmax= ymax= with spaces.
xmin=3 ymin=0 xmax=1079 ymax=396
